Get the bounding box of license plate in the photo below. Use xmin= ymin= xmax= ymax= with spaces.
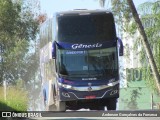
xmin=85 ymin=95 xmax=96 ymax=99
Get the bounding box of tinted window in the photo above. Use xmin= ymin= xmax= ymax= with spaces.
xmin=57 ymin=47 xmax=118 ymax=79
xmin=57 ymin=13 xmax=116 ymax=43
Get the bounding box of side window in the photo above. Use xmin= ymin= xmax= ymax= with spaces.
xmin=56 ymin=49 xmax=61 ymax=73
xmin=101 ymin=47 xmax=117 ymax=70
xmin=52 ymin=16 xmax=57 ymax=41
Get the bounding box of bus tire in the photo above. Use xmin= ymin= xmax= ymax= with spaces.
xmin=106 ymin=98 xmax=117 ymax=110
xmin=90 ymin=106 xmax=105 ymax=110
xmin=98 ymin=106 xmax=105 ymax=110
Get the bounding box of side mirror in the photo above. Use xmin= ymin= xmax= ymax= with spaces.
xmin=118 ymin=38 xmax=123 ymax=56
xmin=52 ymin=41 xmax=56 ymax=59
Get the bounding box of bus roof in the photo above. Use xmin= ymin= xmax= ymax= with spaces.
xmin=55 ymin=9 xmax=112 ymax=17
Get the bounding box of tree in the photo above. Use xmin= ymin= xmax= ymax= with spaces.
xmin=0 ymin=0 xmax=39 ymax=85
xmin=98 ymin=0 xmax=160 ymax=93
xmin=126 ymin=0 xmax=160 ymax=93
xmin=132 ymin=1 xmax=160 ymax=92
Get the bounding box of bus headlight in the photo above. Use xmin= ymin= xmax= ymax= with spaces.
xmin=63 ymin=84 xmax=72 ymax=89
xmin=58 ymin=83 xmax=72 ymax=89
xmin=108 ymin=80 xmax=119 ymax=86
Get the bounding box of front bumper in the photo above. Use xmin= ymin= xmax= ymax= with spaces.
xmin=59 ymin=83 xmax=119 ymax=101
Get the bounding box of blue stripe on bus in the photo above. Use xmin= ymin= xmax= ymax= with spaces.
xmin=54 ymin=40 xmax=116 ymax=50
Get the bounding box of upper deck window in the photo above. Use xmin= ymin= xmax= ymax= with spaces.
xmin=57 ymin=13 xmax=116 ymax=43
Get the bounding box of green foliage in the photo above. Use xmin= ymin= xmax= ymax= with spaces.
xmin=0 ymin=0 xmax=40 ymax=111
xmin=100 ymin=0 xmax=160 ymax=107
xmin=0 ymin=0 xmax=39 ymax=84
xmin=111 ymin=0 xmax=132 ymax=32
xmin=136 ymin=1 xmax=160 ymax=92
xmin=129 ymin=22 xmax=137 ymax=35
xmin=0 ymin=86 xmax=28 ymax=111
xmin=112 ymin=0 xmax=160 ymax=92
xmin=127 ymin=89 xmax=142 ymax=109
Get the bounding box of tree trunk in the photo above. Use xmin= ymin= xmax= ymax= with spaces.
xmin=127 ymin=0 xmax=160 ymax=93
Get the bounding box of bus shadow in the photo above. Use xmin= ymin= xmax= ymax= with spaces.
xmin=0 ymin=101 xmax=17 ymax=111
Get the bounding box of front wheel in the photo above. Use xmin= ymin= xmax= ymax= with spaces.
xmin=90 ymin=106 xmax=105 ymax=110
xmin=106 ymin=98 xmax=117 ymax=110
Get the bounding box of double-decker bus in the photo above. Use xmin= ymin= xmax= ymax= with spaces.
xmin=39 ymin=10 xmax=123 ymax=111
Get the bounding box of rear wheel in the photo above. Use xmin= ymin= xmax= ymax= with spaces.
xmin=106 ymin=98 xmax=117 ymax=110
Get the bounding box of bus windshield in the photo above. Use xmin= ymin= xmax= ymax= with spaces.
xmin=57 ymin=47 xmax=118 ymax=79
xmin=57 ymin=13 xmax=116 ymax=43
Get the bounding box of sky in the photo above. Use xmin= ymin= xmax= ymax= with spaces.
xmin=40 ymin=0 xmax=151 ymax=17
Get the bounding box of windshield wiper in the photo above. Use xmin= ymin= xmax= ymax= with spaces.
xmin=69 ymin=73 xmax=89 ymax=77
xmin=87 ymin=73 xmax=103 ymax=78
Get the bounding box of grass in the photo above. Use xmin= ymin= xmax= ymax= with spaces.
xmin=0 ymin=86 xmax=28 ymax=111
